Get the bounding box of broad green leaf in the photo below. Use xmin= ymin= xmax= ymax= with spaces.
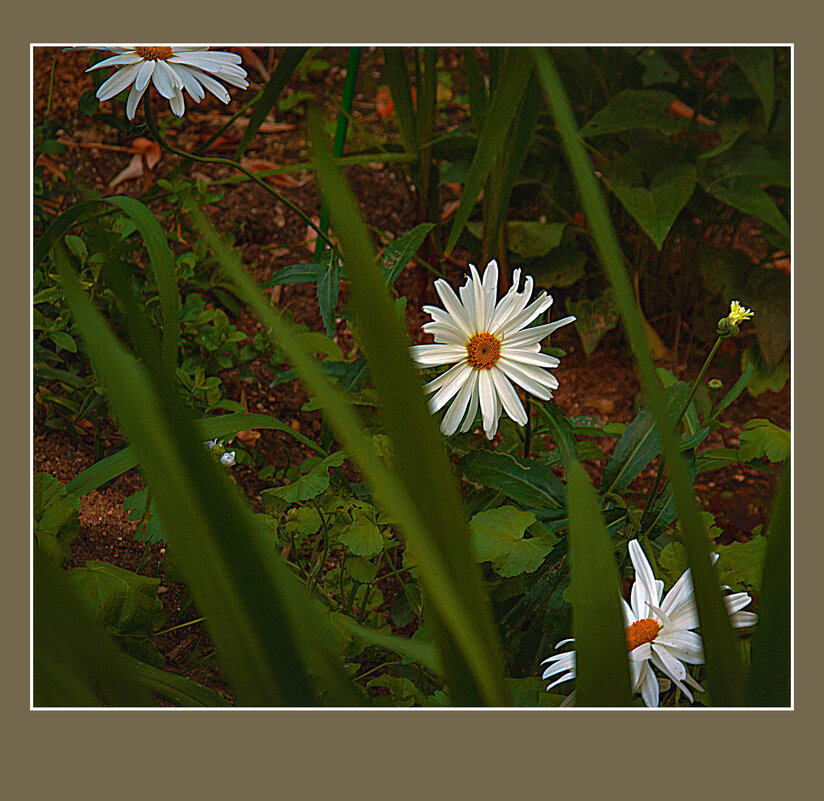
xmin=50 ymin=330 xmax=77 ymax=352
xmin=269 ymin=450 xmax=346 ymax=503
xmin=746 ymin=464 xmax=790 ymax=706
xmin=600 ymin=409 xmax=657 ymax=495
xmin=566 ymin=462 xmax=633 ymax=706
xmin=507 ymin=677 xmax=566 ymax=707
xmin=565 ymin=289 xmax=619 ymax=356
xmin=738 ymin=419 xmax=790 ymax=463
xmin=33 ymin=472 xmax=79 ymax=564
xmin=731 ymin=47 xmax=775 ymax=124
xmin=67 ymin=560 xmax=166 ymax=644
xmin=284 ymin=505 xmax=322 ymax=538
xmin=505 ymin=221 xmax=567 ymax=259
xmin=458 ymin=450 xmax=566 ymax=509
xmin=741 ymin=346 xmax=790 ymax=396
xmin=446 ymin=48 xmax=534 ymax=254
xmin=534 ymin=47 xmax=748 ymax=706
xmin=580 ymin=89 xmax=686 ymax=137
xmin=602 ymin=156 xmax=696 ymax=250
xmin=34 ymin=546 xmax=150 ymax=707
xmin=747 ymin=266 xmax=790 ymax=370
xmin=469 ymin=506 xmax=552 ymax=577
xmin=344 ymin=556 xmax=379 ymax=584
xmin=700 ymin=175 xmax=789 ymax=244
xmin=66 ymin=411 xmax=325 ymax=496
xmin=382 ymin=223 xmax=436 ymax=286
xmin=339 ymin=506 xmax=384 ymax=557
xmin=715 ymin=536 xmax=768 ymax=593
xmin=234 ymin=48 xmax=308 ymax=160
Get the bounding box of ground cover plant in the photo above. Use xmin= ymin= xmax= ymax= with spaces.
xmin=33 ymin=45 xmax=790 ymax=707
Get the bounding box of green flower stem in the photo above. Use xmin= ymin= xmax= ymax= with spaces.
xmin=307 ymin=498 xmax=331 ymax=598
xmin=641 ymin=336 xmax=723 ymax=531
xmin=153 ymin=616 xmax=206 ymax=638
xmin=523 ymin=398 xmax=532 ymax=459
xmin=141 ymin=93 xmax=333 ymax=251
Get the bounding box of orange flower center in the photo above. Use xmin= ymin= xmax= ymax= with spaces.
xmin=625 ymin=618 xmax=662 ymax=652
xmin=135 ymin=47 xmax=174 ymax=61
xmin=466 ymin=332 xmax=502 ymax=369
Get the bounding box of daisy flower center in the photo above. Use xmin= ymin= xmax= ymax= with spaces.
xmin=466 ymin=332 xmax=502 ymax=370
xmin=134 ymin=47 xmax=174 ymax=61
xmin=626 ymin=618 xmax=662 ymax=652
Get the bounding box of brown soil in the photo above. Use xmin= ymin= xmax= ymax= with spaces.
xmin=33 ymin=47 xmax=790 ymax=704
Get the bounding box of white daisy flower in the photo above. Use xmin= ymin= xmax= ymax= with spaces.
xmin=69 ymin=46 xmax=248 ymax=120
xmin=220 ymin=451 xmax=236 ymax=467
xmin=541 ymin=539 xmax=757 ymax=707
xmin=410 ymin=260 xmax=575 ymax=440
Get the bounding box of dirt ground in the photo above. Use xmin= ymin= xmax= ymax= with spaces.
xmin=32 ymin=47 xmax=790 ymax=702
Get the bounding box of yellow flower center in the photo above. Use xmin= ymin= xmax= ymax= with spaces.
xmin=135 ymin=47 xmax=174 ymax=61
xmin=466 ymin=332 xmax=501 ymax=369
xmin=625 ymin=618 xmax=662 ymax=652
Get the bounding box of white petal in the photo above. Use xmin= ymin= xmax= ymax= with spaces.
xmin=629 ymin=540 xmax=662 ymax=614
xmin=429 ymin=364 xmax=472 ymax=413
xmin=490 ymin=368 xmax=528 ymax=426
xmin=481 ymin=260 xmax=499 ymax=329
xmin=724 ymin=592 xmax=754 ymax=615
xmin=640 ymin=664 xmax=660 ymax=707
xmin=422 ymin=361 xmax=466 ymax=394
xmin=459 ymin=373 xmax=480 ymax=432
xmin=655 ymin=631 xmax=704 ymax=665
xmin=150 ymin=59 xmax=177 ymax=98
xmin=503 ymin=317 xmax=576 ymax=348
xmin=134 ymin=59 xmax=156 ymax=93
xmin=503 ymin=292 xmax=554 ymax=333
xmin=86 ymin=52 xmax=143 ymax=71
xmin=651 ymin=643 xmax=686 ymax=682
xmin=500 ymin=347 xmax=560 ymax=369
xmin=422 ymin=320 xmax=466 ymax=345
xmin=496 ymin=357 xmax=554 ymax=400
xmin=469 ymin=264 xmax=487 ymax=332
xmin=434 ymin=279 xmax=474 ymax=338
xmin=546 ymin=671 xmax=576 ymax=693
xmin=629 ymin=642 xmax=652 ymax=662
xmin=730 ymin=611 xmax=758 ymax=628
xmin=410 ymin=343 xmax=465 ymax=367
xmin=186 ymin=68 xmax=232 ymax=103
xmin=169 ymin=86 xmax=186 ymax=117
xmin=441 ymin=368 xmax=477 ymax=435
xmin=125 ymin=80 xmax=149 ymax=119
xmin=170 ymin=64 xmax=206 ymax=103
xmin=660 ymin=566 xmax=695 ymax=619
xmin=96 ymin=62 xmax=142 ymax=101
xmin=478 ymin=369 xmax=498 ymax=438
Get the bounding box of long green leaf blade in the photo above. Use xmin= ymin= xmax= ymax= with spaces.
xmin=445 ymin=48 xmax=533 ymax=255
xmin=533 ymin=47 xmax=747 ymax=706
xmin=234 ymin=47 xmax=308 ymax=160
xmin=567 ymin=462 xmax=633 ymax=706
xmin=56 ymin=254 xmax=360 ymax=707
xmin=308 ymin=108 xmax=510 ymax=705
xmin=383 ymin=48 xmax=418 ymax=154
xmin=746 ymin=463 xmax=791 ymax=706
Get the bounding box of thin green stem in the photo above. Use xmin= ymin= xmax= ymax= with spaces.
xmin=141 ymin=93 xmax=333 ymax=250
xmin=307 ymin=498 xmax=331 ymax=597
xmin=153 ymin=616 xmax=206 ymax=637
xmin=523 ymin=398 xmax=532 ymax=459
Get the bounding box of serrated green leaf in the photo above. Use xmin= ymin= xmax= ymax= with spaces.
xmin=738 ymin=419 xmax=790 ymax=463
xmin=66 ymin=561 xmax=166 ymax=642
xmin=344 ymin=556 xmax=380 ymax=583
xmin=33 ymin=472 xmax=80 ymax=564
xmin=505 ymin=221 xmax=567 ymax=259
xmin=458 ymin=451 xmax=566 ymax=509
xmin=271 ymin=450 xmax=347 ymax=503
xmin=715 ymin=536 xmax=768 ymax=592
xmin=469 ymin=506 xmax=551 ymax=577
xmin=339 ymin=507 xmax=384 ymax=557
xmin=382 ymin=223 xmax=436 ymax=285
